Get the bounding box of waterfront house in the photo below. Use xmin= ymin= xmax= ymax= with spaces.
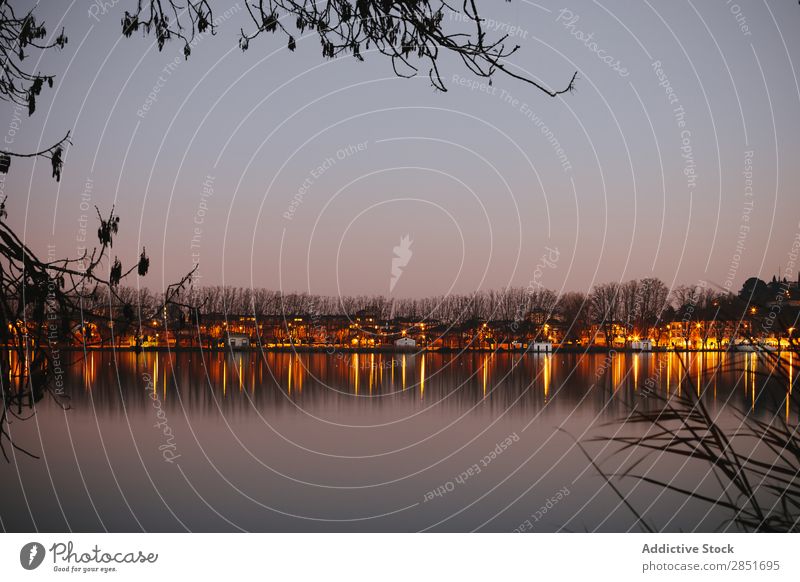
xmin=394 ymin=337 xmax=416 ymax=348
xmin=222 ymin=332 xmax=250 ymax=349
xmin=630 ymin=339 xmax=653 ymax=352
xmin=529 ymin=341 xmax=553 ymax=353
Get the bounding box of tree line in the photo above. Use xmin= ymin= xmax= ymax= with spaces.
xmin=100 ymin=277 xmax=735 ymax=334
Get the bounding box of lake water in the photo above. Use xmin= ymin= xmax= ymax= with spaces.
xmin=2 ymin=350 xmax=794 ymax=532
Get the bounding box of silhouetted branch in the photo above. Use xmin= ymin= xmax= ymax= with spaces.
xmin=0 ymin=196 xmax=197 ymax=460
xmin=121 ymin=0 xmax=577 ymax=95
xmin=0 ymin=1 xmax=70 ymax=180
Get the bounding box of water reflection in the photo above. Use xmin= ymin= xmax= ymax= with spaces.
xmin=2 ymin=348 xmax=797 ymax=533
xmin=26 ymin=350 xmax=791 ymax=422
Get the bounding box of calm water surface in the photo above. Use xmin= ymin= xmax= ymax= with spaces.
xmin=2 ymin=350 xmax=794 ymax=532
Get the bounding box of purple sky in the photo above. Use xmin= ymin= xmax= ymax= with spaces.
xmin=4 ymin=0 xmax=800 ymax=298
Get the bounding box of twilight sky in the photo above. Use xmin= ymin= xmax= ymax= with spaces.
xmin=3 ymin=0 xmax=800 ymax=299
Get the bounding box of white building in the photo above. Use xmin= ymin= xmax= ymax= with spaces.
xmin=394 ymin=337 xmax=416 ymax=348
xmin=529 ymin=341 xmax=553 ymax=353
xmin=631 ymin=339 xmax=653 ymax=352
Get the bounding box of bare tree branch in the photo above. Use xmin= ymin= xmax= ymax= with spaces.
xmin=0 ymin=1 xmax=70 ymax=180
xmin=121 ymin=0 xmax=577 ymax=95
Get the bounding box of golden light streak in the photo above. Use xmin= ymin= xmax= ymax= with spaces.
xmin=543 ymin=354 xmax=551 ymax=400
xmin=697 ymin=353 xmax=701 ymax=397
xmin=666 ymin=352 xmax=671 ymax=395
xmin=749 ymin=352 xmax=757 ymax=410
xmin=353 ymin=353 xmax=359 ymax=394
xmin=788 ymin=352 xmax=793 ymax=422
xmin=482 ymin=354 xmax=488 ymax=398
xmin=420 ymin=354 xmax=426 ymax=399
xmin=297 ymin=356 xmax=303 ymax=393
xmin=743 ymin=351 xmax=748 ymax=397
xmin=88 ymin=353 xmax=95 ymax=392
xmin=369 ymin=353 xmax=375 ymax=393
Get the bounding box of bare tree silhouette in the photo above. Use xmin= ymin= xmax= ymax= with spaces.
xmin=121 ymin=0 xmax=578 ymax=95
xmin=0 ymin=0 xmax=71 ymax=180
xmin=0 ymin=1 xmax=199 ymax=460
xmin=0 ymin=198 xmax=196 ymax=460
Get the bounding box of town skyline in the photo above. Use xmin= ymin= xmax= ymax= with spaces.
xmin=25 ymin=270 xmax=796 ymax=353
